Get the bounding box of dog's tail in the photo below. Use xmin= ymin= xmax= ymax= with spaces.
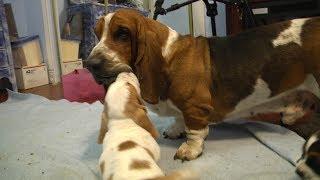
xmin=153 ymin=168 xmax=199 ymax=180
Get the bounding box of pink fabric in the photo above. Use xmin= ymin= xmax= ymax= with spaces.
xmin=62 ymin=68 xmax=105 ymax=103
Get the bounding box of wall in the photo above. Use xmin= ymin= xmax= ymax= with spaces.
xmin=3 ymin=0 xmax=28 ymax=36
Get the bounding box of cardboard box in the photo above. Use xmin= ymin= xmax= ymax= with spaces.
xmin=11 ymin=36 xmax=43 ymax=68
xmin=61 ymin=60 xmax=83 ymax=75
xmin=14 ymin=64 xmax=49 ymax=89
xmin=61 ymin=39 xmax=80 ymax=62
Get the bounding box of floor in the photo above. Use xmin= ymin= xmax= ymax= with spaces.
xmin=1 ymin=83 xmax=103 ymax=104
xmin=0 ymin=83 xmax=64 ymax=103
xmin=20 ymin=83 xmax=64 ymax=100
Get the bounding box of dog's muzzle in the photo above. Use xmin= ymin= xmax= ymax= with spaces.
xmin=84 ymin=57 xmax=132 ymax=86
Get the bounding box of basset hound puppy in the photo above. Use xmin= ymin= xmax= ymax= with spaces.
xmin=296 ymin=130 xmax=320 ymax=180
xmin=87 ymin=9 xmax=320 ymax=161
xmin=98 ymin=72 xmax=197 ymax=180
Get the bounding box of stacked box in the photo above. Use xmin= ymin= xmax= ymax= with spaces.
xmin=14 ymin=64 xmax=49 ymax=90
xmin=10 ymin=35 xmax=49 ymax=89
xmin=61 ymin=60 xmax=83 ymax=75
xmin=11 ymin=35 xmax=42 ymax=68
xmin=61 ymin=38 xmax=81 ymax=63
xmin=60 ymin=37 xmax=82 ymax=75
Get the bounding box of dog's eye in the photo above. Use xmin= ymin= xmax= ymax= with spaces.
xmin=114 ymin=27 xmax=130 ymax=41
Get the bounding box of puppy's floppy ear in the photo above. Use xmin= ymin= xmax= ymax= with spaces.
xmin=94 ymin=16 xmax=105 ymax=40
xmin=98 ymin=109 xmax=109 ymax=144
xmin=131 ymin=19 xmax=166 ymax=104
xmin=125 ymin=83 xmax=159 ymax=139
xmin=131 ymin=105 xmax=159 ymax=139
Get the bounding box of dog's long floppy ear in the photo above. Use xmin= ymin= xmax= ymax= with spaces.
xmin=97 ymin=109 xmax=109 ymax=144
xmin=125 ymin=83 xmax=159 ymax=139
xmin=130 ymin=105 xmax=160 ymax=139
xmin=94 ymin=16 xmax=105 ymax=40
xmin=132 ymin=19 xmax=166 ymax=104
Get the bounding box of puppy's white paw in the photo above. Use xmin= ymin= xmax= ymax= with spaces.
xmin=163 ymin=122 xmax=185 ymax=139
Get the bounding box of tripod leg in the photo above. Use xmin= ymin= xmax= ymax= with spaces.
xmin=211 ymin=16 xmax=217 ymax=36
xmin=242 ymin=0 xmax=256 ymax=28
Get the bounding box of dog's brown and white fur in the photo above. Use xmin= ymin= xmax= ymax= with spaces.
xmin=88 ymin=9 xmax=320 ymax=161
xmin=98 ymin=72 xmax=197 ymax=180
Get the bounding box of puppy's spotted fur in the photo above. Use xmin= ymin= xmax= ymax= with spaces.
xmin=98 ymin=72 xmax=197 ymax=180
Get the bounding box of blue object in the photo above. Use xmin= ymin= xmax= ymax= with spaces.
xmin=0 ymin=0 xmax=17 ymax=91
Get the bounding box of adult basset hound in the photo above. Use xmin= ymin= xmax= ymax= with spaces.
xmin=86 ymin=9 xmax=320 ymax=161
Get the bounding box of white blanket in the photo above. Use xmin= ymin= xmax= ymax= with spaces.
xmin=0 ymin=91 xmax=304 ymax=179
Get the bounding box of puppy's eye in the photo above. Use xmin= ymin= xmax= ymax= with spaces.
xmin=114 ymin=27 xmax=130 ymax=41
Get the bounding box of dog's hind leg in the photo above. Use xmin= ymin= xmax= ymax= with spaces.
xmin=226 ymin=90 xmax=320 ymax=126
xmin=290 ymin=71 xmax=320 ymax=138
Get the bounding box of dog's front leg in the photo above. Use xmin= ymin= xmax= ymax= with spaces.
xmin=173 ymin=89 xmax=212 ymax=161
xmin=174 ymin=125 xmax=209 ymax=161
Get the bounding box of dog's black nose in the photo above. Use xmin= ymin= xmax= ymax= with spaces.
xmin=85 ymin=58 xmax=103 ymax=72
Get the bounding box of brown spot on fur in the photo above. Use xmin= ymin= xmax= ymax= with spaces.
xmin=129 ymin=159 xmax=150 ymax=169
xmin=100 ymin=161 xmax=105 ymax=174
xmin=124 ymin=83 xmax=159 ymax=139
xmin=143 ymin=147 xmax=155 ymax=159
xmin=118 ymin=140 xmax=137 ymax=151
